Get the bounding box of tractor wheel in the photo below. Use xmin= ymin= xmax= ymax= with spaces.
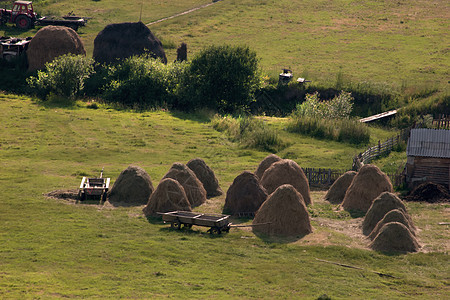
xmin=15 ymin=16 xmax=31 ymax=29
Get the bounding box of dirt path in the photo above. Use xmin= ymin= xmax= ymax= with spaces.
xmin=146 ymin=0 xmax=222 ymax=26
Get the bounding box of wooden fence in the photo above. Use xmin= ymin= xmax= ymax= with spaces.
xmin=356 ymin=127 xmax=410 ymax=165
xmin=432 ymin=114 xmax=450 ymax=129
xmin=302 ymin=168 xmax=348 ymax=186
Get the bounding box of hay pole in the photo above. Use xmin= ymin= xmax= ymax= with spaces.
xmin=315 ymin=258 xmax=398 ymax=279
xmin=438 ymin=222 xmax=450 ymax=225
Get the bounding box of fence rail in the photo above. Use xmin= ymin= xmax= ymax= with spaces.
xmin=432 ymin=114 xmax=450 ymax=129
xmin=356 ymin=127 xmax=410 ymax=165
xmin=302 ymin=168 xmax=348 ymax=186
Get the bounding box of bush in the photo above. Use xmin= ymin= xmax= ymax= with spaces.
xmin=178 ymin=45 xmax=262 ymax=113
xmin=287 ymin=116 xmax=370 ymax=145
xmin=293 ymin=91 xmax=353 ymax=119
xmin=211 ymin=115 xmax=286 ymax=152
xmin=101 ymin=55 xmax=186 ymax=109
xmin=27 ymin=54 xmax=94 ymax=99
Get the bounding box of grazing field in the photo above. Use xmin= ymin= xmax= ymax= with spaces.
xmin=1 ymin=0 xmax=448 ymax=92
xmin=0 ymin=94 xmax=449 ymax=298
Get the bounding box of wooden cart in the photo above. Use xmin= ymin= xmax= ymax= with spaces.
xmin=159 ymin=211 xmax=231 ymax=234
xmin=78 ymin=169 xmax=110 ymax=201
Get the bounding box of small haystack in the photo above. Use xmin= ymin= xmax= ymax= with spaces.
xmin=252 ymin=184 xmax=312 ymax=237
xmin=255 ymin=154 xmax=282 ymax=179
xmin=324 ymin=171 xmax=357 ymax=204
xmin=368 ymin=209 xmax=416 ymax=240
xmin=260 ymin=159 xmax=311 ymax=205
xmin=362 ymin=192 xmax=411 ymax=235
xmin=93 ymin=22 xmax=167 ymax=65
xmin=27 ymin=25 xmax=86 ymax=71
xmin=176 ymin=42 xmax=187 ymax=62
xmin=404 ymin=182 xmax=450 ymax=203
xmin=369 ymin=222 xmax=420 ymax=253
xmin=162 ymin=163 xmax=206 ymax=207
xmin=223 ymin=171 xmax=268 ymax=215
xmin=142 ymin=178 xmax=191 ymax=217
xmin=108 ymin=165 xmax=154 ymax=205
xmin=186 ymin=158 xmax=222 ymax=198
xmin=341 ymin=164 xmax=393 ymax=213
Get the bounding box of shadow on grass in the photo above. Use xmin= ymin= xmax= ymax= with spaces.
xmin=170 ymin=110 xmax=213 ymax=124
xmin=254 ymin=231 xmax=309 ymax=244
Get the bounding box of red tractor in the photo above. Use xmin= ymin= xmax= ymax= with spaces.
xmin=0 ymin=1 xmax=37 ymax=29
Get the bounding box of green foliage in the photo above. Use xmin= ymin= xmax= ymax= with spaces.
xmin=211 ymin=115 xmax=286 ymax=152
xmin=178 ymin=45 xmax=262 ymax=113
xmin=27 ymin=54 xmax=94 ymax=99
xmin=287 ymin=115 xmax=370 ymax=145
xmin=293 ymin=91 xmax=354 ymax=119
xmin=101 ymin=55 xmax=187 ymax=109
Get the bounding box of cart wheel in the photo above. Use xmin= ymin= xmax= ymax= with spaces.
xmin=171 ymin=221 xmax=181 ymax=230
xmin=184 ymin=224 xmax=193 ymax=229
xmin=211 ymin=227 xmax=221 ymax=235
xmin=78 ymin=191 xmax=85 ymax=201
xmin=15 ymin=16 xmax=31 ymax=30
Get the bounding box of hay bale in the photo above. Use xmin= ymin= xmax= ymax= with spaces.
xmin=341 ymin=164 xmax=393 ymax=213
xmin=255 ymin=154 xmax=282 ymax=179
xmin=162 ymin=163 xmax=206 ymax=207
xmin=252 ymin=184 xmax=312 ymax=237
xmin=260 ymin=159 xmax=311 ymax=205
xmin=108 ymin=165 xmax=154 ymax=205
xmin=368 ymin=209 xmax=416 ymax=240
xmin=142 ymin=178 xmax=191 ymax=217
xmin=324 ymin=171 xmax=357 ymax=204
xmin=362 ymin=192 xmax=411 ymax=235
xmin=93 ymin=22 xmax=167 ymax=65
xmin=223 ymin=171 xmax=267 ymax=215
xmin=404 ymin=182 xmax=450 ymax=203
xmin=186 ymin=158 xmax=222 ymax=198
xmin=369 ymin=222 xmax=420 ymax=253
xmin=27 ymin=25 xmax=86 ymax=71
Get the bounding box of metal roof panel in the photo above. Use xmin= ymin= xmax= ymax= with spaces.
xmin=406 ymin=129 xmax=450 ymax=158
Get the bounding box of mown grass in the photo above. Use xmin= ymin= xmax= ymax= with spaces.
xmin=0 ymin=94 xmax=448 ymax=298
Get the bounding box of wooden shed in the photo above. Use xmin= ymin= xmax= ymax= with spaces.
xmin=405 ymin=129 xmax=450 ymax=189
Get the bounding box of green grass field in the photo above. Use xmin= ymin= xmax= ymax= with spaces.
xmin=1 ymin=0 xmax=448 ymax=93
xmin=0 ymin=94 xmax=448 ymax=298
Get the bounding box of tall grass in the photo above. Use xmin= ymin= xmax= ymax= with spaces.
xmin=287 ymin=116 xmax=370 ymax=145
xmin=211 ymin=115 xmax=287 ymax=152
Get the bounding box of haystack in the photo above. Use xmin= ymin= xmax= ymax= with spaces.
xmin=162 ymin=163 xmax=206 ymax=207
xmin=324 ymin=171 xmax=357 ymax=204
xmin=404 ymin=182 xmax=450 ymax=203
xmin=27 ymin=26 xmax=86 ymax=71
xmin=186 ymin=158 xmax=222 ymax=198
xmin=93 ymin=22 xmax=167 ymax=65
xmin=252 ymin=184 xmax=312 ymax=237
xmin=369 ymin=222 xmax=419 ymax=252
xmin=260 ymin=159 xmax=311 ymax=205
xmin=223 ymin=171 xmax=267 ymax=215
xmin=362 ymin=192 xmax=411 ymax=235
xmin=108 ymin=165 xmax=154 ymax=205
xmin=176 ymin=42 xmax=187 ymax=62
xmin=142 ymin=178 xmax=191 ymax=217
xmin=255 ymin=154 xmax=282 ymax=179
xmin=341 ymin=164 xmax=393 ymax=213
xmin=368 ymin=209 xmax=416 ymax=240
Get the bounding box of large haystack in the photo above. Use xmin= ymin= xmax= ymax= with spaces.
xmin=362 ymin=192 xmax=411 ymax=235
xmin=255 ymin=154 xmax=282 ymax=179
xmin=324 ymin=171 xmax=357 ymax=204
xmin=93 ymin=22 xmax=167 ymax=65
xmin=186 ymin=158 xmax=222 ymax=198
xmin=223 ymin=171 xmax=267 ymax=215
xmin=260 ymin=159 xmax=311 ymax=205
xmin=108 ymin=165 xmax=154 ymax=205
xmin=142 ymin=178 xmax=191 ymax=217
xmin=27 ymin=25 xmax=86 ymax=71
xmin=162 ymin=163 xmax=206 ymax=207
xmin=368 ymin=209 xmax=415 ymax=240
xmin=341 ymin=164 xmax=393 ymax=213
xmin=253 ymin=184 xmax=312 ymax=237
xmin=369 ymin=222 xmax=420 ymax=253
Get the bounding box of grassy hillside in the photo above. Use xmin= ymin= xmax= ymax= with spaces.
xmin=1 ymin=0 xmax=448 ymax=93
xmin=0 ymin=93 xmax=448 ymax=298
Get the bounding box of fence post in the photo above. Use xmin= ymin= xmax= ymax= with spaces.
xmin=328 ymin=169 xmax=331 ymax=185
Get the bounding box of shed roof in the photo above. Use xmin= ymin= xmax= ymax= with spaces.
xmin=406 ymin=129 xmax=450 ymax=158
